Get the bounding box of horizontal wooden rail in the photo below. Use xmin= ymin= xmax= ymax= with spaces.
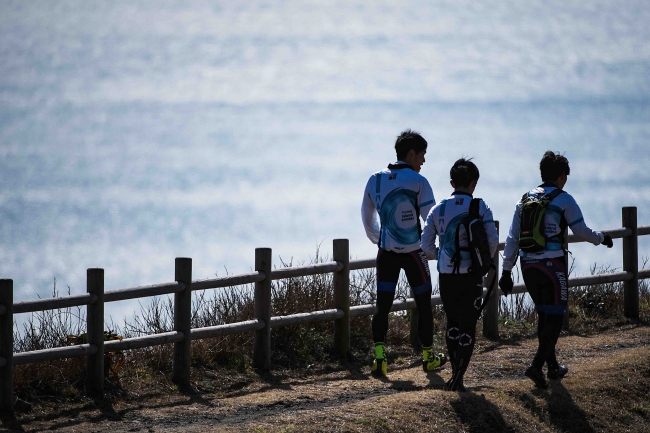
xmin=105 ymin=331 xmax=184 ymax=352
xmin=13 ymin=344 xmax=97 ymax=365
xmin=270 ymin=309 xmax=343 ymax=328
xmin=270 ymin=262 xmax=343 ymax=280
xmin=13 ymin=293 xmax=97 ymax=314
xmin=569 ymin=271 xmax=633 ymax=287
xmin=190 ymin=319 xmax=265 ymax=341
xmin=191 ymin=272 xmax=266 ymax=292
xmin=350 ymin=258 xmax=376 ymax=271
xmin=104 ymin=282 xmax=185 ymax=303
xmin=638 ymin=226 xmax=650 ymax=236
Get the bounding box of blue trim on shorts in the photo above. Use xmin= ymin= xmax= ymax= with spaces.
xmin=411 ymin=282 xmax=432 ymax=295
xmin=377 ymin=281 xmax=397 ymax=293
xmin=537 ymin=304 xmax=567 ymax=315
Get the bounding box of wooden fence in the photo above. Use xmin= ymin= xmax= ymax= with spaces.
xmin=0 ymin=206 xmax=649 ymax=414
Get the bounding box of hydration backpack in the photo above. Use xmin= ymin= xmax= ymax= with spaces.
xmin=452 ymin=198 xmax=493 ymax=277
xmin=518 ymin=188 xmax=565 ymax=253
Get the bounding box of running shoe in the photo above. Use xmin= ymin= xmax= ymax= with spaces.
xmin=547 ymin=365 xmax=568 ymax=379
xmin=372 ymin=357 xmax=387 ymax=377
xmin=525 ymin=365 xmax=548 ymax=389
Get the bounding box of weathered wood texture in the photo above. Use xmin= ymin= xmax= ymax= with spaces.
xmin=623 ymin=207 xmax=639 ymax=319
xmin=173 ymin=258 xmax=192 ymax=388
xmin=86 ymin=269 xmax=104 ymax=395
xmin=0 ymin=280 xmax=13 ymax=414
xmin=333 ymin=239 xmax=351 ymax=357
xmin=253 ymin=248 xmax=272 ymax=371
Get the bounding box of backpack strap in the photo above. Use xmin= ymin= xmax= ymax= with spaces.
xmin=469 ymin=198 xmax=481 ymax=218
xmin=452 ymin=224 xmax=462 ymax=274
xmin=545 ymin=188 xmax=564 ymax=201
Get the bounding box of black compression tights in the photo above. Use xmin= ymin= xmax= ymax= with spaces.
xmin=532 ymin=311 xmax=563 ymax=370
xmin=372 ymin=290 xmax=433 ymax=348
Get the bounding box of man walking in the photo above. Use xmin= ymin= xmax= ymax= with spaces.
xmin=421 ymin=158 xmax=499 ymax=391
xmin=361 ymin=129 xmax=446 ymax=377
xmin=499 ymin=151 xmax=613 ymax=388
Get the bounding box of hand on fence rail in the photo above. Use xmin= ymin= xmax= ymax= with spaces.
xmin=602 ymin=234 xmax=613 ymax=248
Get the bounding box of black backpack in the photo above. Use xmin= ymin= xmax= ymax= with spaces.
xmin=518 ymin=189 xmax=565 ymax=253
xmin=452 ymin=198 xmax=493 ymax=277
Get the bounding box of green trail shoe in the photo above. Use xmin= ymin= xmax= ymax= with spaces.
xmin=372 ymin=357 xmax=387 ymax=377
xmin=372 ymin=342 xmax=387 ymax=377
xmin=422 ymin=346 xmax=448 ymax=372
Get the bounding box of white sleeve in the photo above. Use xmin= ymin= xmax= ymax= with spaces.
xmin=418 ymin=179 xmax=436 ymax=224
xmin=361 ymin=188 xmax=380 ymax=245
xmin=480 ymin=201 xmax=499 ymax=257
xmin=502 ymin=203 xmax=521 ymax=272
xmin=420 ymin=207 xmax=439 ymax=260
xmin=563 ymin=194 xmax=603 ymax=246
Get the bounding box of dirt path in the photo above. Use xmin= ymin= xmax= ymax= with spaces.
xmin=4 ymin=324 xmax=650 ymax=433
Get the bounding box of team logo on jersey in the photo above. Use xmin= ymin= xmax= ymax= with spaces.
xmin=389 ymin=173 xmax=397 ymax=180
xmin=455 ymin=198 xmax=464 ymax=205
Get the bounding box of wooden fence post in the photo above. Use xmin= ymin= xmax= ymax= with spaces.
xmin=0 ymin=279 xmax=14 ymax=415
xmin=253 ymin=248 xmax=272 ymax=371
xmin=333 ymin=239 xmax=350 ymax=358
xmin=623 ymin=207 xmax=639 ymax=320
xmin=173 ymin=258 xmax=192 ymax=387
xmin=86 ymin=269 xmax=104 ymax=396
xmin=483 ymin=221 xmax=499 ymax=339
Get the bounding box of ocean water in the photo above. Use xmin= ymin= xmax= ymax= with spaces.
xmin=1 ymin=0 xmax=649 ymax=327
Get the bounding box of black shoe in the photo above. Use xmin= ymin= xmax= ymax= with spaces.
xmin=525 ymin=365 xmax=548 ymax=389
xmin=445 ymin=374 xmax=466 ymax=392
xmin=547 ymin=365 xmax=568 ymax=380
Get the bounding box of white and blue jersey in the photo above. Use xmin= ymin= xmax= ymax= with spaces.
xmin=421 ymin=192 xmax=499 ymax=274
xmin=502 ymin=183 xmax=604 ymax=272
xmin=361 ymin=162 xmax=435 ymax=253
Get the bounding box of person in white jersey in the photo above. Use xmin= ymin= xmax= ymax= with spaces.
xmin=499 ymin=151 xmax=613 ymax=389
xmin=361 ymin=129 xmax=447 ymax=377
xmin=421 ymin=158 xmax=499 ymax=391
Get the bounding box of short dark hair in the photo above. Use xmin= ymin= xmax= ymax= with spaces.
xmin=395 ymin=129 xmax=427 ymax=160
xmin=540 ymin=151 xmax=570 ymax=182
xmin=450 ymin=158 xmax=479 ymax=188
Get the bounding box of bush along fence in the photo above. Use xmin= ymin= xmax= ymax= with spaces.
xmin=1 ymin=207 xmax=649 ymax=414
